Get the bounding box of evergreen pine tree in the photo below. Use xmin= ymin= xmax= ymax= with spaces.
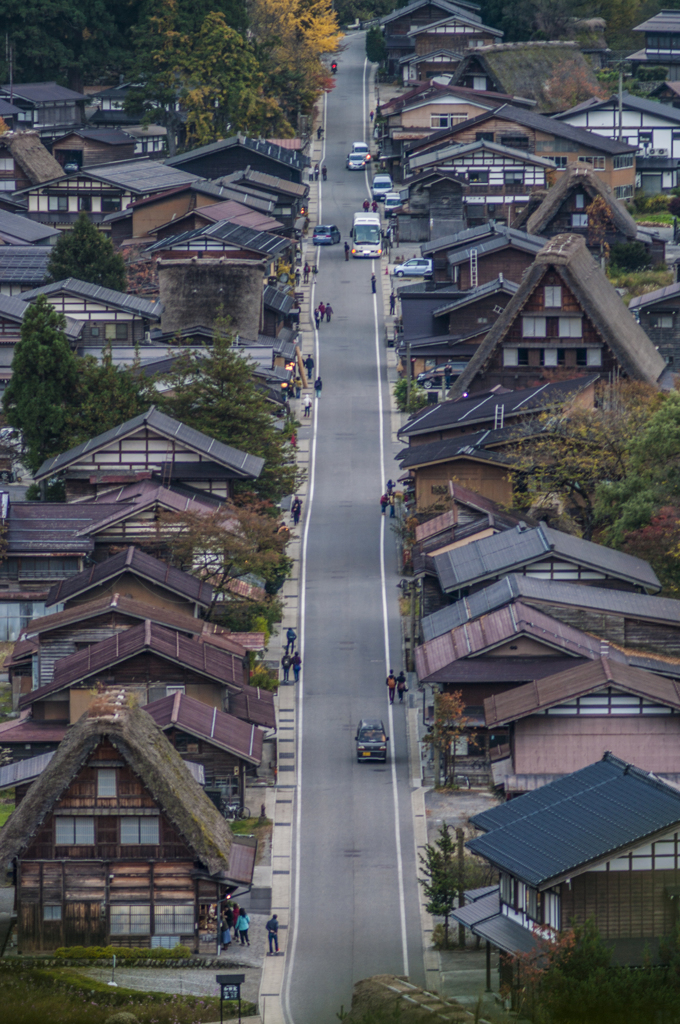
xmin=61 ymin=345 xmax=151 ymax=450
xmin=418 ymin=822 xmax=459 ymax=948
xmin=156 ymin=323 xmax=300 ymax=500
xmin=3 ymin=296 xmax=79 ymax=473
xmin=47 ymin=213 xmax=127 ymax=291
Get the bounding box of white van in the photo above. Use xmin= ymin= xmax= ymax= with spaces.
xmin=383 ymin=192 xmax=402 ymax=214
xmin=372 ymin=173 xmax=393 ymax=201
xmin=349 ymin=141 xmax=371 ymax=163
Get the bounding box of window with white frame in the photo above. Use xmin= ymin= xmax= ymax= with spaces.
xmin=522 ymin=316 xmax=546 ymax=337
xmin=571 ymin=213 xmax=588 ymax=227
xmin=499 ymin=872 xmax=514 ymax=905
xmin=614 ymin=184 xmax=634 ymax=199
xmin=55 ymin=817 xmax=95 ymax=845
xmin=97 ymin=768 xmax=117 ymax=797
xmin=154 ymin=905 xmax=194 ymax=934
xmin=166 ymin=685 xmax=185 ymax=696
xmin=542 ymin=348 xmax=558 ymax=366
xmin=544 ymin=890 xmax=561 ymax=930
xmin=503 ymin=348 xmax=518 ymax=366
xmin=47 ymin=195 xmax=68 ymax=211
xmin=110 ymin=905 xmax=150 ymax=935
xmin=0 ymin=180 xmax=16 ymax=190
xmin=473 ymin=76 xmax=488 ymax=90
xmin=587 ymin=348 xmax=602 ymax=366
xmin=574 ymin=193 xmax=585 ymax=209
xmin=651 ymin=314 xmax=673 ymax=328
xmin=544 ymin=286 xmax=562 ymax=307
xmin=0 ymin=158 xmax=14 ymax=172
xmin=431 ymin=114 xmax=450 ymax=128
xmin=552 ymin=156 xmax=568 ymax=168
xmin=559 ymin=317 xmax=582 ymax=338
xmin=578 ymin=155 xmax=605 ymax=170
xmin=43 ymin=905 xmax=62 ymax=921
xmin=613 ymin=154 xmax=634 ymax=169
xmin=504 ymin=170 xmax=524 ymax=185
xmin=120 ymin=817 xmax=160 ymax=845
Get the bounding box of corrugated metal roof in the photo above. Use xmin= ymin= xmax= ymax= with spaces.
xmin=0 ymin=246 xmax=50 ymax=284
xmin=54 ymin=128 xmax=137 ymax=145
xmin=0 ymin=751 xmax=55 ymax=790
xmin=165 ymin=135 xmax=307 ymax=171
xmin=484 ymin=656 xmax=680 ymax=726
xmin=471 ymin=911 xmax=542 ymax=955
xmin=557 ymin=90 xmax=680 ymax=125
xmin=263 ymin=285 xmax=294 ymax=314
xmin=0 ymin=208 xmax=58 ymax=244
xmin=83 ymin=158 xmax=200 ymax=192
xmin=221 ymin=168 xmax=308 ymax=198
xmin=381 ymin=0 xmax=481 ymax=27
xmin=0 ymin=292 xmax=82 ymax=340
xmin=433 ymin=523 xmax=661 ymax=593
xmin=19 ymin=278 xmax=162 ymax=318
xmin=20 ymin=620 xmax=246 ymax=707
xmin=468 ymin=752 xmax=680 ymax=887
xmin=431 ymin=278 xmax=518 ymax=316
xmin=446 ymin=231 xmax=545 ymax=266
xmin=421 ymin=655 xmax=588 ymax=685
xmin=399 ymin=426 xmax=516 ymax=469
xmin=452 ymin=888 xmax=500 ymax=928
xmin=633 ymin=10 xmax=680 ymax=32
xmin=1 ymin=81 xmax=86 ymax=102
xmin=146 ymin=219 xmax=290 ymax=257
xmin=7 ymin=501 xmax=119 ymax=555
xmin=629 ymin=280 xmax=680 ymax=311
xmin=145 ymin=692 xmax=263 ymax=764
xmin=35 ymin=405 xmax=264 ymax=482
xmin=228 ymin=685 xmax=276 ymax=730
xmin=46 ymin=546 xmax=214 ymax=608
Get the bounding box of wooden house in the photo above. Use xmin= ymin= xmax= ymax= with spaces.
xmin=421 ymin=222 xmax=545 ymax=285
xmin=145 ymin=692 xmax=264 ymax=802
xmin=0 ymin=131 xmax=64 ymax=193
xmin=0 ymin=700 xmax=257 ymax=952
xmin=454 ymin=754 xmax=680 ymax=968
xmin=523 ymin=164 xmax=638 ymax=256
xmin=165 ymin=136 xmax=308 ymax=185
xmin=629 ymin=281 xmax=680 ymax=371
xmin=378 ymin=0 xmax=485 ymax=76
xmin=484 ymin=659 xmax=680 ymax=794
xmin=449 ymin=42 xmax=602 ymax=114
xmin=19 ymin=278 xmax=161 ymax=349
xmin=149 ymin=199 xmax=283 ymax=240
xmin=32 ymin=405 xmax=264 ymax=501
xmin=396 ymin=171 xmax=466 ymax=241
xmin=220 ymin=169 xmax=309 ymax=233
xmin=405 ymin=139 xmax=555 ymax=229
xmin=16 ymin=619 xmax=275 ymax=729
xmin=405 ymin=104 xmax=637 ymax=199
xmin=15 ymin=159 xmax=201 ymax=230
xmin=51 ymin=129 xmax=138 ymax=170
xmin=0 ymin=82 xmax=86 ymax=129
xmin=629 ymin=10 xmax=680 ymax=81
xmin=448 ymin=234 xmax=667 ymax=398
xmin=409 ymin=13 xmax=502 ymax=58
xmin=146 ymin=220 xmax=291 ymax=266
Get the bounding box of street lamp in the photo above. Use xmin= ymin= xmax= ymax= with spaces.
xmin=216 ymin=973 xmax=245 ymax=1024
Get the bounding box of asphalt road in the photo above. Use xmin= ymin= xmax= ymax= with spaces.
xmin=283 ymin=34 xmax=425 ymax=1024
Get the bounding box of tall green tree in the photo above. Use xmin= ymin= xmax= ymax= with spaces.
xmin=418 ymin=823 xmax=459 ymax=949
xmin=156 ymin=324 xmax=301 ymax=501
xmin=365 ymin=26 xmax=387 ymax=64
xmin=47 ymin=214 xmax=127 ymax=291
xmin=62 ymin=346 xmax=151 ymax=450
xmin=3 ymin=296 xmax=79 ymax=474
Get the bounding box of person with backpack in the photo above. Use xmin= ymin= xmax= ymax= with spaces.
xmin=236 ymin=908 xmax=250 ymax=945
xmin=397 ymin=671 xmax=407 ymax=703
xmin=386 ymin=670 xmax=397 ymax=704
xmin=318 ymin=301 xmax=326 ymax=320
xmin=291 ymin=495 xmax=302 ymax=526
xmin=292 ymin=651 xmax=302 ymax=683
xmin=303 ymin=394 xmax=312 ymax=417
xmin=266 ymin=914 xmax=280 ymax=955
xmin=286 ymin=627 xmax=297 ymax=653
xmin=281 ymin=652 xmax=292 ymax=683
xmin=314 ymin=376 xmax=323 ymax=399
xmin=380 ymin=493 xmax=388 ymax=515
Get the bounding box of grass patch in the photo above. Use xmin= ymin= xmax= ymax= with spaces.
xmin=0 ymin=965 xmax=255 ymax=1023
xmin=0 ymin=799 xmax=15 ymax=826
xmin=607 ymin=266 xmax=674 ymax=301
xmin=634 ymin=213 xmax=674 ymax=225
xmin=230 ymin=815 xmax=270 ymax=835
xmin=54 ymin=944 xmax=192 ymax=961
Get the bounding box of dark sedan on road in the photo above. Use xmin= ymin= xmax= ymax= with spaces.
xmin=355 ymin=718 xmax=389 ymax=762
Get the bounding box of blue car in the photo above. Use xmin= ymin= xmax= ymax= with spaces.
xmin=313 ymin=224 xmax=341 ymax=245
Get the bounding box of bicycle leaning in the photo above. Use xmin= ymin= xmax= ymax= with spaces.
xmin=223 ymin=798 xmax=251 ymax=821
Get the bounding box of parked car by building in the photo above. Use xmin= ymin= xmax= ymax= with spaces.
xmin=372 ymin=173 xmax=393 ymax=200
xmin=394 ymin=257 xmax=433 ymax=278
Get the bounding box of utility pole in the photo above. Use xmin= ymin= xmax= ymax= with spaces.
xmin=405 ymin=337 xmax=412 ymax=409
xmin=618 ymin=67 xmax=623 ymax=141
xmin=456 ymin=827 xmax=465 ymax=948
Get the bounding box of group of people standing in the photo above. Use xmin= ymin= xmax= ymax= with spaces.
xmin=314 ymin=301 xmax=333 ymax=329
xmin=221 ymin=902 xmax=251 ymax=946
xmin=281 ymin=626 xmax=303 ymax=684
xmin=380 ymin=479 xmax=397 ymax=518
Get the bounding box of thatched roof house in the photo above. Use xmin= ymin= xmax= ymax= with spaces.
xmin=449 ymin=233 xmax=666 ymax=398
xmin=450 ymin=42 xmax=602 ymax=113
xmin=0 ymin=130 xmax=64 ymax=188
xmin=525 ymin=164 xmax=637 ymax=244
xmin=0 ymin=697 xmax=256 ymax=952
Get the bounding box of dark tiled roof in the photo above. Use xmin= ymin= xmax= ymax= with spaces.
xmin=166 ymin=136 xmax=307 ymax=171
xmin=431 ymin=277 xmax=518 ymax=316
xmin=20 ymin=620 xmax=245 ymax=707
xmin=380 ymin=0 xmax=481 ymax=27
xmin=53 ymin=128 xmax=137 ymax=145
xmin=46 ymin=546 xmax=213 ymax=608
xmin=468 ymin=752 xmax=680 ymax=886
xmin=0 ymin=208 xmax=58 ymax=244
xmin=633 ymin=11 xmax=680 ymax=32
xmin=35 ymin=405 xmax=264 ymax=482
xmin=400 ymin=376 xmax=599 ymax=437
xmin=145 ymin=219 xmax=290 ymax=257
xmin=0 ymin=246 xmax=50 ymax=285
xmin=228 ymin=685 xmax=276 ymax=729
xmin=445 ymin=230 xmax=545 ymax=266
xmin=7 ymin=501 xmax=119 ymax=555
xmin=398 ymin=426 xmax=517 ymax=468
xmin=263 ymin=285 xmax=294 ymax=314
xmin=19 ymin=278 xmax=162 ymax=318
xmin=1 ymin=81 xmax=86 ymax=102
xmin=433 ymin=522 xmax=661 ymax=593
xmin=220 ymin=168 xmax=308 ymax=198
xmin=629 ymin=281 xmax=680 ymax=311
xmin=145 ymin=692 xmax=263 ymax=763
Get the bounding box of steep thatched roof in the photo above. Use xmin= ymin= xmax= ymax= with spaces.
xmin=451 ymin=42 xmax=602 ymax=112
xmin=0 ymin=699 xmax=255 ymax=883
xmin=450 ymin=234 xmax=666 ymax=398
xmin=526 ymin=164 xmax=637 ymax=239
xmin=1 ymin=131 xmax=64 ymax=184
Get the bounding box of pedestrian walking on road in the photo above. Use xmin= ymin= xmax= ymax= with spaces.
xmin=317 ymin=126 xmax=324 ymax=140
xmin=397 ymin=671 xmax=407 ymax=703
xmin=370 ymin=109 xmax=375 ymax=123
xmin=371 ymin=273 xmax=377 ymax=294
xmin=314 ymin=307 xmax=320 ymax=330
xmin=344 ymin=241 xmax=350 ymax=261
xmin=389 ymin=292 xmax=396 ymax=314
xmin=386 ymin=670 xmax=397 ymax=704
xmin=295 ymin=268 xmax=300 ymax=286
xmin=292 ymin=495 xmax=302 ymax=526
xmin=322 ymin=165 xmax=327 ymax=181
xmin=371 ymin=200 xmax=378 ymax=213
xmin=304 ymin=354 xmax=314 ymax=377
xmin=290 ymin=431 xmax=297 ymax=448
xmin=312 ymin=263 xmax=319 ymax=279
xmin=302 ymin=394 xmax=312 ymax=417
xmin=386 ymin=479 xmax=394 ymax=495
xmin=294 ymin=375 xmax=302 ymax=398
xmin=318 ymin=301 xmax=326 ymax=320
xmin=325 ymin=302 xmax=333 ymax=322
xmin=286 ymin=627 xmax=297 ymax=653
xmin=236 ymin=909 xmax=250 ymax=945
xmin=380 ymin=493 xmax=388 ymax=515
xmin=281 ymin=652 xmax=291 ymax=682
xmin=267 ymin=915 xmax=280 ymax=955
xmin=314 ymin=163 xmax=320 ymax=180
xmin=292 ymin=651 xmax=302 ymax=682
xmin=389 ymin=492 xmax=396 ymax=518
xmin=363 ymin=199 xmax=370 ymax=212
xmin=314 ymin=376 xmax=323 ymax=398
xmin=303 ymin=262 xmax=310 ymax=284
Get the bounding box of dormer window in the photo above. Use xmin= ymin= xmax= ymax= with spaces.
xmin=544 ymin=286 xmax=562 ymax=308
xmin=575 ymin=193 xmax=585 ymax=209
xmin=97 ymin=768 xmax=117 ymax=797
